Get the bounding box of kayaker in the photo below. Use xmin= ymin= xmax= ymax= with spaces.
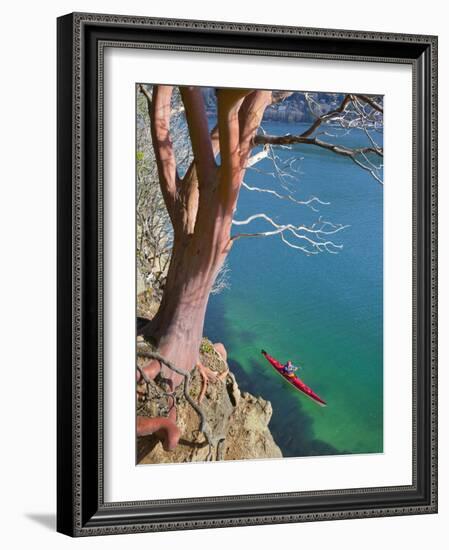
xmin=283 ymin=360 xmax=300 ymax=376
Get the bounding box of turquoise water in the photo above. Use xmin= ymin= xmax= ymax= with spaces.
xmin=204 ymin=122 xmax=383 ymax=457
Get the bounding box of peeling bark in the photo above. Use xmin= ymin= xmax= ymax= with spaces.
xmin=143 ymin=224 xmax=230 ymax=387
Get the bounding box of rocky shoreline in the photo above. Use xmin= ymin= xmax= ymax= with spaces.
xmin=136 ymin=286 xmax=282 ymax=464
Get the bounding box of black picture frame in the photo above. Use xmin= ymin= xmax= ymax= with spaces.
xmin=57 ymin=12 xmax=438 ymax=536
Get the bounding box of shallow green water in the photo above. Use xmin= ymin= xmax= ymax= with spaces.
xmin=204 ymin=122 xmax=383 ymax=457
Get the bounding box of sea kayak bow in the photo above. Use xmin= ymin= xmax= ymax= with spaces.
xmin=261 ymin=350 xmax=326 ymax=406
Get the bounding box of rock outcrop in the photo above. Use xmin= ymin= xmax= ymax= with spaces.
xmin=137 ymin=338 xmax=282 ymax=464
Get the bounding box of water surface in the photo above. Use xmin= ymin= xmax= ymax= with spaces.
xmin=204 ymin=121 xmax=383 ymax=457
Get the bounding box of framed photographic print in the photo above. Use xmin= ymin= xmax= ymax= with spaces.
xmin=57 ymin=12 xmax=438 ymax=536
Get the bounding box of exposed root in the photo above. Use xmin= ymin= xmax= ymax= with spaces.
xmin=196 ymin=362 xmax=229 ymax=403
xmin=137 ymin=412 xmax=180 ymax=451
xmin=137 ymin=348 xmax=222 ymax=458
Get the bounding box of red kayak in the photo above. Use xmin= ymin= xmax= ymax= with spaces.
xmin=261 ymin=350 xmax=326 ymax=406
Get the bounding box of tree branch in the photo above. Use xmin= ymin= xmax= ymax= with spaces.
xmin=231 ymin=213 xmax=348 ymax=255
xmin=216 ymin=88 xmax=252 ymax=210
xmin=150 ymin=85 xmax=180 ymax=222
xmin=356 ymin=94 xmax=384 ymax=113
xmin=139 ymin=84 xmax=152 ymax=116
xmin=254 ymin=133 xmax=383 ymax=184
xmin=300 ymin=94 xmax=352 ymax=138
xmin=255 ymin=133 xmax=382 ymax=155
xmin=180 ymin=87 xmax=216 ymax=186
xmin=253 ymin=91 xmax=383 ymax=184
xmin=242 ymin=181 xmax=329 ymax=211
xmin=238 ymin=90 xmax=273 ymax=164
xmin=207 ymin=91 xmax=290 ymax=163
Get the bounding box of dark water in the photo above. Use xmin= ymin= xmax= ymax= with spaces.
xmin=204 ymin=122 xmax=383 ymax=457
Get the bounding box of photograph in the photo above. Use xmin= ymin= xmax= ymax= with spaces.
xmin=135 ymin=84 xmax=384 ymax=465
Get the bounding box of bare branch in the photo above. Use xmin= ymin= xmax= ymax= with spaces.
xmin=139 ymin=84 xmax=152 ymax=116
xmin=255 ymin=133 xmax=382 ymax=160
xmin=231 ymin=213 xmax=349 ymax=255
xmin=254 ymin=134 xmax=383 ymax=183
xmin=300 ymin=94 xmax=352 ymax=138
xmin=211 ymin=259 xmax=231 ymax=295
xmin=271 ymin=91 xmax=294 ymax=104
xmin=356 ymin=94 xmax=384 ymax=113
xmin=241 ymin=181 xmax=329 ymax=211
xmin=246 ymin=148 xmax=269 ymax=168
xmin=350 ymin=156 xmax=384 ymax=184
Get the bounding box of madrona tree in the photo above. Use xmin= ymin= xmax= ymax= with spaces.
xmin=136 ymin=85 xmax=383 ymax=449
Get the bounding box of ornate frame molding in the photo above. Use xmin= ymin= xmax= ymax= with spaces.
xmin=57 ymin=12 xmax=437 ymax=536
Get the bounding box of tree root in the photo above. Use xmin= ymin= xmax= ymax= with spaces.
xmin=137 ymin=349 xmax=224 ymax=460
xmin=196 ymin=362 xmax=229 ymax=403
xmin=137 ymin=414 xmax=180 ymax=451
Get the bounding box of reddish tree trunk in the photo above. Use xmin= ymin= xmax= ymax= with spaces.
xmin=138 ymin=87 xmax=271 ymax=449
xmin=144 ymin=210 xmax=231 ymax=388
